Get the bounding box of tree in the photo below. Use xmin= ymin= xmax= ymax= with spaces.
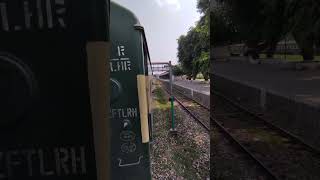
xmin=211 ymin=5 xmax=238 ymax=46
xmin=172 ymin=65 xmax=185 ymax=76
xmin=177 ymin=33 xmax=194 ymax=78
xmin=214 ymin=0 xmax=320 ymax=61
xmin=197 ymin=51 xmax=210 ymax=80
xmin=195 ymin=15 xmax=210 ymax=80
xmin=177 ymin=0 xmax=210 ymax=80
xmin=197 ymin=0 xmax=210 ymax=14
xmin=288 ymin=0 xmax=320 ymax=61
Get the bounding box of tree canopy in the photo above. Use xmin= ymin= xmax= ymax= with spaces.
xmin=177 ymin=0 xmax=210 ymax=80
xmin=212 ymin=0 xmax=320 ymax=61
xmin=172 ymin=65 xmax=185 ymax=77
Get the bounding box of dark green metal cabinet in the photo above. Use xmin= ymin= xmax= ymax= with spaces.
xmin=110 ymin=2 xmax=151 ymax=180
xmin=0 ymin=0 xmax=110 ymax=179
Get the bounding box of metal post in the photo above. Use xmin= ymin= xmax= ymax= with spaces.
xmin=169 ymin=61 xmax=173 ymax=95
xmin=169 ymin=61 xmax=177 ymax=134
xmin=285 ymin=36 xmax=287 ymax=61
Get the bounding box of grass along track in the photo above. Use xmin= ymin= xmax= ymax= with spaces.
xmin=151 ymin=81 xmax=210 ymax=179
xmin=212 ymin=92 xmax=320 ymax=180
xmin=162 ymin=83 xmax=210 ymax=132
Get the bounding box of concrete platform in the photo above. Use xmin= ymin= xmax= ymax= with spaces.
xmin=173 ymin=79 xmax=210 ymax=95
xmin=211 ymin=60 xmax=320 ymax=147
xmin=160 ymin=79 xmax=210 ymax=108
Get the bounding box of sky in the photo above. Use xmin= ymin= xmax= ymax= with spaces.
xmin=113 ymin=0 xmax=201 ymax=65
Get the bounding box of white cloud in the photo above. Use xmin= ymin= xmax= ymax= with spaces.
xmin=155 ymin=0 xmax=181 ymax=11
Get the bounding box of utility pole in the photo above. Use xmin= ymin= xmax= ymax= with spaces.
xmin=169 ymin=61 xmax=177 ymax=134
xmin=151 ymin=61 xmax=177 ymax=134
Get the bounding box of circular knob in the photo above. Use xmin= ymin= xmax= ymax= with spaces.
xmin=111 ymin=78 xmax=122 ymax=104
xmin=0 ymin=53 xmax=35 ymax=126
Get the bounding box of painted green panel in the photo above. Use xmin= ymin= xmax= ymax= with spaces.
xmin=0 ymin=0 xmax=109 ymax=179
xmin=110 ymin=2 xmax=151 ymax=180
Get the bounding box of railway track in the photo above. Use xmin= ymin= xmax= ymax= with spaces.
xmin=162 ymin=81 xmax=277 ymax=178
xmin=212 ymin=91 xmax=320 ymax=180
xmin=162 ymin=84 xmax=210 ymax=132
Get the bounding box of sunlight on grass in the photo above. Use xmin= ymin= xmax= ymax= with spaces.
xmin=185 ymin=102 xmax=200 ymax=108
xmin=154 ymin=87 xmax=170 ymax=109
xmin=246 ymin=128 xmax=284 ymax=145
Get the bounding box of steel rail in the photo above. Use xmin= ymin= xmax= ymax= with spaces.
xmin=174 ymin=97 xmax=210 ymax=132
xmin=212 ymin=90 xmax=320 ymax=156
xmin=158 ymin=79 xmax=210 ymax=110
xmin=173 ymin=87 xmax=210 ymax=111
xmin=162 ymin=81 xmax=277 ymax=178
xmin=211 ymin=116 xmax=279 ymax=180
xmin=162 ymin=85 xmax=210 ymax=132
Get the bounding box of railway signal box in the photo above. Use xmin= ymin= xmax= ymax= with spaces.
xmin=0 ymin=0 xmax=110 ymax=179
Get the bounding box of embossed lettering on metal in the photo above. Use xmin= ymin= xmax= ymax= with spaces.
xmin=120 ymin=131 xmax=135 ymax=142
